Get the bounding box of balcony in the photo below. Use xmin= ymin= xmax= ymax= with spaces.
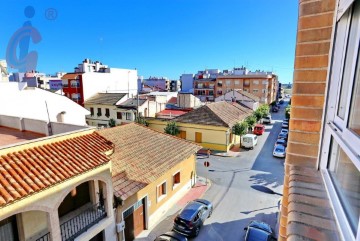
xmin=35 ymin=203 xmax=106 ymax=241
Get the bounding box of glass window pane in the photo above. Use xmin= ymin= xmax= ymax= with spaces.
xmin=349 ymin=48 xmax=360 ymax=136
xmin=338 ymin=2 xmax=360 ymax=119
xmin=328 ymin=140 xmax=360 ymax=233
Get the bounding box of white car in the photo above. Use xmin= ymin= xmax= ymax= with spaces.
xmin=273 ymin=145 xmax=286 ymax=158
xmin=280 ymin=129 xmax=289 ymax=135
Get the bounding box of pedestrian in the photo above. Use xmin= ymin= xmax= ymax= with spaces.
xmin=207 ymin=149 xmax=211 ymax=158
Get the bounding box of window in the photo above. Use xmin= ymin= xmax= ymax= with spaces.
xmin=117 ymin=112 xmax=122 ymax=119
xmin=226 ymin=80 xmax=231 ymax=86
xmin=217 ymin=80 xmax=222 ymax=87
xmin=262 ymin=89 xmax=267 ymax=94
xmin=90 ymin=107 xmax=94 ymax=116
xmin=178 ymin=130 xmax=186 ymax=139
xmin=243 ymin=89 xmax=249 ymax=92
xmin=157 ymin=182 xmax=167 ymax=201
xmin=253 ymin=80 xmax=259 ymax=85
xmin=105 ymin=108 xmax=110 ymax=117
xmin=320 ymin=1 xmax=360 ymax=240
xmin=209 ymin=90 xmax=214 ymax=96
xmin=262 ymin=80 xmax=268 ymax=84
xmin=173 ymin=172 xmax=181 ymax=189
xmin=235 ymin=80 xmax=239 ymax=85
xmin=253 ymin=89 xmax=259 ymax=93
xmin=97 ymin=108 xmax=102 ymax=116
xmin=125 ymin=112 xmax=131 ymax=120
xmin=195 ymin=132 xmax=202 ymax=143
xmin=244 ymin=80 xmax=250 ymax=86
xmin=62 ymin=80 xmax=69 ymax=87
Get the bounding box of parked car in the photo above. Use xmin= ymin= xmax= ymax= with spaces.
xmin=273 ymin=144 xmax=286 ymax=158
xmin=279 ymin=99 xmax=284 ymax=104
xmin=154 ymin=231 xmax=188 ymax=241
xmin=241 ymin=134 xmax=258 ymax=149
xmin=275 ymin=139 xmax=287 ymax=147
xmin=282 ymin=121 xmax=289 ymax=129
xmin=244 ymin=220 xmax=276 ymax=241
xmin=253 ymin=124 xmax=265 ymax=135
xmin=173 ymin=199 xmax=213 ymax=237
xmin=262 ymin=115 xmax=272 ymax=124
xmin=280 ymin=129 xmax=289 ymax=135
xmin=278 ymin=132 xmax=288 ymax=140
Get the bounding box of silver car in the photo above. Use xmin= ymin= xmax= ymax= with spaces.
xmin=273 ymin=144 xmax=286 ymax=158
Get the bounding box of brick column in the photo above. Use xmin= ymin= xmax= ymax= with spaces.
xmin=279 ymin=0 xmax=337 ymax=240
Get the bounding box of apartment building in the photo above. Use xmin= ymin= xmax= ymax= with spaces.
xmin=279 ymin=0 xmax=359 ymax=241
xmin=62 ymin=59 xmax=138 ymax=106
xmin=192 ymin=68 xmax=278 ymax=104
xmin=0 ymin=128 xmax=116 ymax=241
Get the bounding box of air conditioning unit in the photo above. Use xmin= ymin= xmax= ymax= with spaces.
xmin=116 ymin=221 xmax=125 ymax=233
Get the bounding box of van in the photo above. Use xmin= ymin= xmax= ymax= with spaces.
xmin=241 ymin=134 xmax=258 ymax=149
xmin=253 ymin=124 xmax=265 ymax=135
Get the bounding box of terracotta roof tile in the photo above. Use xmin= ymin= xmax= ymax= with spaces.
xmin=173 ymin=101 xmax=252 ymax=127
xmin=0 ymin=132 xmax=113 ymax=207
xmin=98 ymin=123 xmax=201 ymax=200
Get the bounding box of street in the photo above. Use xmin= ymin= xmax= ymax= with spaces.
xmin=194 ymin=107 xmax=286 ymax=240
xmin=138 ymin=101 xmax=288 ymax=241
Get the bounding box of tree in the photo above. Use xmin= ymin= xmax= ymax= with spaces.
xmin=245 ymin=115 xmax=257 ymax=132
xmin=254 ymin=104 xmax=270 ymax=122
xmin=164 ymin=121 xmax=180 ymax=136
xmin=108 ymin=118 xmax=116 ymax=127
xmin=285 ymin=105 xmax=291 ymax=119
xmin=232 ymin=121 xmax=248 ymax=147
xmin=135 ymin=116 xmax=148 ymax=126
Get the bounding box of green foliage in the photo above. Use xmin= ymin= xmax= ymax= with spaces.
xmin=164 ymin=121 xmax=180 ymax=136
xmin=245 ymin=115 xmax=257 ymax=129
xmin=254 ymin=104 xmax=270 ymax=121
xmin=232 ymin=121 xmax=248 ymax=137
xmin=108 ymin=118 xmax=116 ymax=127
xmin=135 ymin=116 xmax=148 ymax=126
xmin=285 ymin=105 xmax=291 ymax=119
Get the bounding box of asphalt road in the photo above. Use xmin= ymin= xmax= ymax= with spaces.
xmin=192 ymin=102 xmax=288 ymax=241
xmin=139 ymin=101 xmax=288 ymax=241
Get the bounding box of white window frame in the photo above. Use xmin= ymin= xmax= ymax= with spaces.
xmin=234 ymin=80 xmax=240 ymax=85
xmin=156 ymin=181 xmax=167 ymax=202
xmin=226 ymin=80 xmax=231 ymax=86
xmin=319 ymin=2 xmax=360 ymax=241
xmin=253 ymin=80 xmax=259 ymax=85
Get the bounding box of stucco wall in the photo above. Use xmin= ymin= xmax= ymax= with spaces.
xmin=116 ymin=155 xmax=196 ymax=241
xmin=147 ymin=119 xmax=231 ymax=151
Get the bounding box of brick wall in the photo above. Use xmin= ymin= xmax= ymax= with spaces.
xmin=279 ymin=0 xmax=337 ymax=240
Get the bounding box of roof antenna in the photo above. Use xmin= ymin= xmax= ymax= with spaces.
xmin=45 ymin=101 xmax=53 ymax=136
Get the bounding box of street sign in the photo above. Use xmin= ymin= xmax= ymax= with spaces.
xmin=204 ymin=161 xmax=210 ymax=167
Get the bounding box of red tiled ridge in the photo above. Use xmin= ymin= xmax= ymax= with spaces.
xmin=286 ymin=165 xmax=341 ymax=241
xmin=0 ymin=132 xmax=113 ymax=207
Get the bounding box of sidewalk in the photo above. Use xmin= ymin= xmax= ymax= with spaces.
xmin=211 ymin=145 xmax=242 ymax=157
xmin=135 ymin=176 xmax=210 ymax=241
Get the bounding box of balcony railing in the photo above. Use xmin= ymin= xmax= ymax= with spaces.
xmin=36 ymin=232 xmax=51 ymax=241
xmin=60 ymin=203 xmax=106 ymax=241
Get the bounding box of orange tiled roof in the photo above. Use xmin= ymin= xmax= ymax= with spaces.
xmin=0 ymin=132 xmax=113 ymax=207
xmin=98 ymin=123 xmax=201 ymax=200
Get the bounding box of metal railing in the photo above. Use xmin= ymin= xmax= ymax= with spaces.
xmin=60 ymin=203 xmax=106 ymax=241
xmin=36 ymin=232 xmax=51 ymax=241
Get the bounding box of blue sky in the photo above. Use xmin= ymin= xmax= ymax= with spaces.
xmin=1 ymin=0 xmax=298 ymax=83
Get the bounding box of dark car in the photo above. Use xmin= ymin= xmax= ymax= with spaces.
xmin=272 ymin=106 xmax=279 ymax=112
xmin=173 ymin=199 xmax=213 ymax=237
xmin=278 ymin=132 xmax=288 ymax=140
xmin=281 ymin=121 xmax=289 ymax=129
xmin=154 ymin=231 xmax=188 ymax=241
xmin=244 ymin=221 xmax=276 ymax=241
xmin=279 ymin=99 xmax=284 ymax=104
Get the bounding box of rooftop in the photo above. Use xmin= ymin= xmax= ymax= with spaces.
xmin=0 ymin=127 xmax=45 ymax=147
xmin=0 ymin=131 xmax=113 ymax=207
xmin=85 ymin=93 xmax=127 ymax=106
xmin=173 ymin=101 xmax=252 ymax=128
xmin=98 ymin=123 xmax=201 ymax=200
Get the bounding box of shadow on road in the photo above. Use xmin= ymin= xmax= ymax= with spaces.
xmin=192 ymin=212 xmax=278 ymax=241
